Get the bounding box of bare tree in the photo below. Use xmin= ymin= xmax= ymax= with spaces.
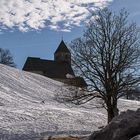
xmin=68 ymin=8 xmax=140 ymax=123
xmin=0 ymin=48 xmax=16 ymax=67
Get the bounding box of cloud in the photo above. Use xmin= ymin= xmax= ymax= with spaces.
xmin=0 ymin=0 xmax=113 ymax=32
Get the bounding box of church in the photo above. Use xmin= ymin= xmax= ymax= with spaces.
xmin=23 ymin=40 xmax=87 ymax=87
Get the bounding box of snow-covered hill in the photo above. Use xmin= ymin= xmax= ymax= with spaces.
xmin=0 ymin=64 xmax=140 ymax=140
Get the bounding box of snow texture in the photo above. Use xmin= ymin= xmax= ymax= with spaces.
xmin=0 ymin=64 xmax=139 ymax=140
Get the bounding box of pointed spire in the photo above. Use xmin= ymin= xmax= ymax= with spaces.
xmin=54 ymin=40 xmax=71 ymax=64
xmin=61 ymin=33 xmax=63 ymax=40
xmin=54 ymin=40 xmax=70 ymax=54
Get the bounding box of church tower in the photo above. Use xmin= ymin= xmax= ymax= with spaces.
xmin=54 ymin=40 xmax=71 ymax=64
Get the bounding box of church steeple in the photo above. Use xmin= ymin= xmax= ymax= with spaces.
xmin=54 ymin=40 xmax=71 ymax=64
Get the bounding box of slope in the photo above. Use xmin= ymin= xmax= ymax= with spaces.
xmin=0 ymin=64 xmax=140 ymax=140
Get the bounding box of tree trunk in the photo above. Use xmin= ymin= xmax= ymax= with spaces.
xmin=107 ymin=97 xmax=119 ymax=123
xmin=107 ymin=107 xmax=115 ymax=123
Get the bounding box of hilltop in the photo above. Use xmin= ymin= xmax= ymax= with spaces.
xmin=0 ymin=64 xmax=140 ymax=140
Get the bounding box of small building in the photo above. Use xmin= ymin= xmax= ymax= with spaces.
xmin=23 ymin=40 xmax=87 ymax=87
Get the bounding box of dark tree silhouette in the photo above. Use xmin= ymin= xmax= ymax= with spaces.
xmin=0 ymin=48 xmax=16 ymax=67
xmin=65 ymin=8 xmax=140 ymax=123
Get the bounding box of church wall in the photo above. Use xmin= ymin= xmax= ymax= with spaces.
xmin=53 ymin=78 xmax=86 ymax=87
xmin=54 ymin=52 xmax=71 ymax=64
xmin=29 ymin=70 xmax=44 ymax=75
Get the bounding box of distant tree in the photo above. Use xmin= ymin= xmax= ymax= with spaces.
xmin=0 ymin=48 xmax=16 ymax=67
xmin=126 ymin=87 xmax=140 ymax=101
xmin=62 ymin=8 xmax=140 ymax=123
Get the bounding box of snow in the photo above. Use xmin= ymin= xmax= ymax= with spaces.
xmin=0 ymin=64 xmax=140 ymax=140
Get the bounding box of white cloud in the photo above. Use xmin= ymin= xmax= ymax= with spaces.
xmin=0 ymin=0 xmax=113 ymax=32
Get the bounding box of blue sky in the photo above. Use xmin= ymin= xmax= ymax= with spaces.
xmin=0 ymin=0 xmax=140 ymax=69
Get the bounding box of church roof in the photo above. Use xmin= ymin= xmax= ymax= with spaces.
xmin=23 ymin=57 xmax=75 ymax=79
xmin=54 ymin=40 xmax=70 ymax=54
